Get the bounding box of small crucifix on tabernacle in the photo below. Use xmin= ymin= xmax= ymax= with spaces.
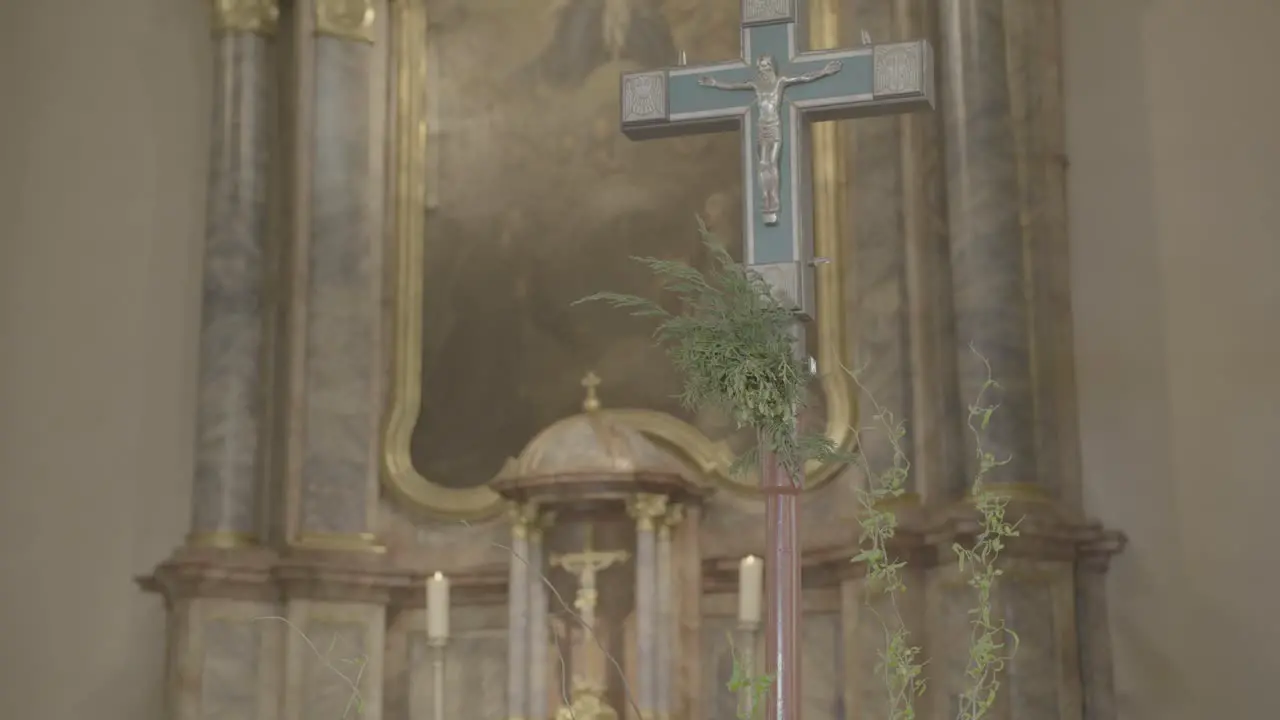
xmin=618 ymin=2 xmax=934 ymax=719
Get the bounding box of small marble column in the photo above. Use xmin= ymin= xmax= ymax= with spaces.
xmin=656 ymin=504 xmax=683 ymax=720
xmin=938 ymin=0 xmax=1038 ymax=493
xmin=288 ymin=0 xmax=386 ymax=549
xmin=629 ymin=493 xmax=668 ymax=719
xmin=188 ymin=0 xmax=278 ymax=548
xmin=527 ymin=511 xmax=553 ymax=720
xmin=507 ymin=504 xmax=533 ymax=719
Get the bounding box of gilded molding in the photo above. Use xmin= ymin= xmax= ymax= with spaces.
xmin=211 ymin=0 xmax=279 ymax=35
xmin=315 ymin=0 xmax=376 ymax=43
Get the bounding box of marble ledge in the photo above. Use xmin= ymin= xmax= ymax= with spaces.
xmin=700 ymin=511 xmax=1126 ymax=591
xmin=139 ymin=545 xmax=507 ymax=610
xmin=139 ymin=512 xmax=1124 ymax=610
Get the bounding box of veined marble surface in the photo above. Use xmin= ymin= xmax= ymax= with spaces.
xmin=191 ymin=33 xmax=273 ymax=539
xmin=298 ymin=37 xmax=382 ymax=537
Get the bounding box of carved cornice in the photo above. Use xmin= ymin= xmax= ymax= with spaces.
xmin=211 ymin=0 xmax=279 ymax=36
xmin=315 ymin=0 xmax=375 ymax=43
xmin=699 ymin=508 xmax=1127 ymax=590
xmin=139 ymin=545 xmax=513 ymax=609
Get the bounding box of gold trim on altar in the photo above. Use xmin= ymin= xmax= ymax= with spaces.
xmin=381 ymin=0 xmax=855 ymax=519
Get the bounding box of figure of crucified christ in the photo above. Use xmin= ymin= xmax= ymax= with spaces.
xmin=699 ymin=55 xmax=842 ymax=225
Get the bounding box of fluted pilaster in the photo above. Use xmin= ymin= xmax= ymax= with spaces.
xmin=188 ymin=0 xmax=279 ymax=548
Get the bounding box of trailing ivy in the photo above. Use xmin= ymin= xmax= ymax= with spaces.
xmin=848 ymin=365 xmax=927 ymax=720
xmin=953 ymin=347 xmax=1021 ymax=720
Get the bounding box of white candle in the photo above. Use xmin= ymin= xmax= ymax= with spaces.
xmin=427 ymin=571 xmax=450 ymax=640
xmin=737 ymin=555 xmax=763 ymax=625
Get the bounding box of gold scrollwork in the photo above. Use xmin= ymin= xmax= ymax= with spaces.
xmin=211 ymin=0 xmax=279 ymax=35
xmin=380 ymin=0 xmax=855 ymax=519
xmin=315 ymin=0 xmax=376 ymax=43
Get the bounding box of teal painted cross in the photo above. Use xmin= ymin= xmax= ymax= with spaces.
xmin=620 ymin=0 xmax=934 ymax=323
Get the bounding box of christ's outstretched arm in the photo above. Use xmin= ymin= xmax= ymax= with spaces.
xmin=698 ymin=76 xmax=755 ymax=91
xmin=780 ymin=59 xmax=842 ymax=87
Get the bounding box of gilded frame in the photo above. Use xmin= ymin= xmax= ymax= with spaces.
xmin=382 ymin=0 xmax=854 ymax=519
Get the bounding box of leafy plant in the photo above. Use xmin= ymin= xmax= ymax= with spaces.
xmin=581 ymin=222 xmax=1023 ymax=718
xmin=574 ymin=219 xmax=838 ymax=480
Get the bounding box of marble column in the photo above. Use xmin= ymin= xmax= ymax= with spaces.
xmin=656 ymin=504 xmax=683 ymax=720
xmin=507 ymin=504 xmax=533 ymax=720
xmin=188 ymin=0 xmax=278 ymax=548
xmin=527 ymin=511 xmax=553 ymax=720
xmin=287 ymin=0 xmax=387 ymax=550
xmin=629 ymin=493 xmax=668 ymax=719
xmin=938 ymin=0 xmax=1039 ymax=493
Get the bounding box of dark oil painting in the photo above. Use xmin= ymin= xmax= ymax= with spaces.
xmin=410 ymin=0 xmax=754 ymax=488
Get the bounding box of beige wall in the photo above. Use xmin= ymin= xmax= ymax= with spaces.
xmin=0 ymin=0 xmax=1276 ymax=719
xmin=1066 ymin=0 xmax=1280 ymax=718
xmin=0 ymin=0 xmax=209 ymax=718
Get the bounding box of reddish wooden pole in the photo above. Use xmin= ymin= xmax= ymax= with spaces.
xmin=761 ymin=445 xmax=802 ymax=720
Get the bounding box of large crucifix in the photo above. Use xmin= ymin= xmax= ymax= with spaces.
xmin=619 ymin=2 xmax=934 ymax=719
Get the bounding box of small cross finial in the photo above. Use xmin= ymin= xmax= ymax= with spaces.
xmin=581 ymin=371 xmax=602 ymax=412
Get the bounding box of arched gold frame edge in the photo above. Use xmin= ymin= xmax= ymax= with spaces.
xmin=380 ymin=0 xmax=856 ymax=518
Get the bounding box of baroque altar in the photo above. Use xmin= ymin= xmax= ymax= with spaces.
xmin=139 ymin=0 xmax=1126 ymax=719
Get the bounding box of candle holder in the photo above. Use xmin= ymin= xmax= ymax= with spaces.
xmin=735 ymin=619 xmax=762 ymax=719
xmin=427 ymin=635 xmax=448 ymax=720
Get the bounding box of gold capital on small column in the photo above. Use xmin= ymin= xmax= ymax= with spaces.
xmin=315 ymin=0 xmax=376 ymax=43
xmin=628 ymin=493 xmax=668 ymax=532
xmin=507 ymin=501 xmax=540 ymax=540
xmin=211 ymin=0 xmax=279 ymax=35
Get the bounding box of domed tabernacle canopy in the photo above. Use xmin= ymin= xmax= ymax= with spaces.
xmin=492 ymin=372 xmax=707 ymax=509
